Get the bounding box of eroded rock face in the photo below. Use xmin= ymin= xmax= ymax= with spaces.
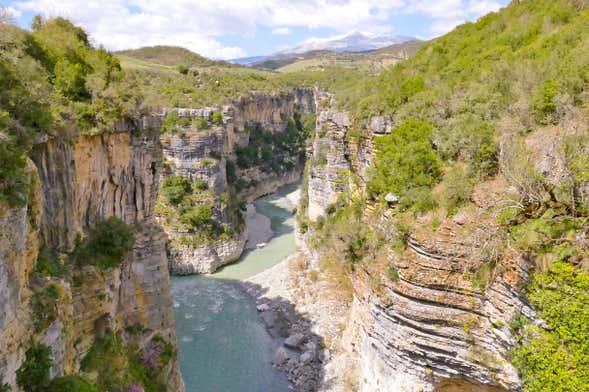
xmin=307 ymin=94 xmax=352 ymax=221
xmin=168 ymin=229 xmax=248 ymax=275
xmin=301 ymin=98 xmax=535 ymax=392
xmin=0 ymin=121 xmax=184 ymax=391
xmin=161 ymin=89 xmax=316 ymax=274
xmin=355 ymin=219 xmax=533 ymax=392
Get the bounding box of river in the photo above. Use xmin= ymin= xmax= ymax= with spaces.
xmin=170 ymin=182 xmax=300 ymax=392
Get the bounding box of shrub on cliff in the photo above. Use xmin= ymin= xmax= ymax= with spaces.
xmin=161 ymin=174 xmax=193 ymax=205
xmin=512 ymin=262 xmax=589 ymax=392
xmin=47 ymin=376 xmax=98 ymax=392
xmin=211 ymin=111 xmax=223 ymax=126
xmin=31 ymin=283 xmax=61 ymax=333
xmin=72 ymin=216 xmax=135 ymax=269
xmin=82 ymin=333 xmax=170 ymax=392
xmin=367 ymin=119 xmax=441 ymax=211
xmin=179 ymin=204 xmax=213 ymax=229
xmin=16 ymin=342 xmax=52 ymax=392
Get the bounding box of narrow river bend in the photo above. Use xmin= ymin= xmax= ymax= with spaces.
xmin=170 ymin=182 xmax=300 ymax=392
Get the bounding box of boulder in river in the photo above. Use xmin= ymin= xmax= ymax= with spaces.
xmin=299 ymin=351 xmax=315 ymax=365
xmin=284 ymin=333 xmax=305 ymax=349
xmin=273 ymin=346 xmax=290 ymax=366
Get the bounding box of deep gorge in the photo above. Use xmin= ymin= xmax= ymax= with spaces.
xmin=1 ymin=2 xmax=589 ymax=391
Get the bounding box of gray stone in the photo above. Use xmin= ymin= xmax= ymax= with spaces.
xmin=452 ymin=211 xmax=468 ymax=225
xmin=284 ymin=333 xmax=305 ymax=349
xmin=385 ymin=193 xmax=400 ymax=205
xmin=370 ymin=115 xmax=394 ymax=135
xmin=273 ymin=346 xmax=290 ymax=366
xmin=256 ymin=303 xmax=270 ymax=312
xmin=299 ymin=351 xmax=314 ymax=365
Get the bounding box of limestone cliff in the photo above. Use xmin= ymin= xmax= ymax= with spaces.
xmin=300 ymin=97 xmax=536 ymax=392
xmin=0 ymin=121 xmax=184 ymax=391
xmin=160 ymin=89 xmax=315 ymax=274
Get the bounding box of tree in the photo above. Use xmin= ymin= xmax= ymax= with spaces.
xmin=31 ymin=14 xmax=44 ymax=30
xmin=368 ymin=119 xmax=441 ymax=210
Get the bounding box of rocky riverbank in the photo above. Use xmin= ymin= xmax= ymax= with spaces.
xmin=242 ymin=252 xmax=359 ymax=392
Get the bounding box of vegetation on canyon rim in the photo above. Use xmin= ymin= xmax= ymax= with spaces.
xmin=156 ymin=173 xmax=245 ymax=245
xmin=305 ymin=1 xmax=589 ymax=390
xmin=14 ymin=332 xmax=175 ymax=392
xmin=0 ymin=0 xmax=588 ymax=391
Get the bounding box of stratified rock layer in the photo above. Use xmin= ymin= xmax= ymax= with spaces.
xmin=302 ymin=95 xmax=535 ymax=392
xmin=161 ymin=89 xmax=316 ymax=274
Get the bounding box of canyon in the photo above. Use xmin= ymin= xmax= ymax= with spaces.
xmin=0 ymin=87 xmax=558 ymax=392
xmin=1 ymin=3 xmax=588 ymax=391
xmin=0 ymin=119 xmax=183 ymax=390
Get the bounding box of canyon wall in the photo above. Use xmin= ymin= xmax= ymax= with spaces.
xmin=160 ymin=88 xmax=315 ymax=274
xmin=0 ymin=120 xmax=183 ymax=391
xmin=300 ymin=97 xmax=535 ymax=392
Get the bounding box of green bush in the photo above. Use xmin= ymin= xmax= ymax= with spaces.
xmin=192 ymin=117 xmax=209 ymax=130
xmin=35 ymin=247 xmax=66 ymax=277
xmin=16 ymin=342 xmax=52 ymax=392
xmin=161 ymin=113 xmax=191 ymax=134
xmin=53 ymin=59 xmax=90 ymax=101
xmin=0 ymin=382 xmax=10 ymax=392
xmin=193 ymin=179 xmax=208 ymax=191
xmin=440 ymin=166 xmax=475 ymax=215
xmin=211 ymin=111 xmax=223 ymax=126
xmin=177 ymin=64 xmax=189 ymax=75
xmin=512 ymin=262 xmax=589 ymax=391
xmin=81 ymin=333 xmax=168 ymax=392
xmin=0 ymin=138 xmax=31 ymax=207
xmin=80 ymin=333 xmax=126 ymax=390
xmin=532 ymin=80 xmax=560 ymax=125
xmin=510 ymin=209 xmax=581 ymax=257
xmin=161 ymin=175 xmax=192 ymax=205
xmin=179 ymin=205 xmax=213 ymax=229
xmin=47 ymin=376 xmax=98 ymax=392
xmin=72 ymin=217 xmax=135 ymax=269
xmin=225 ymin=160 xmax=237 ymax=184
xmin=436 ymin=117 xmax=498 ymax=178
xmin=31 ymin=283 xmax=60 ymax=333
xmin=368 ymin=119 xmax=441 ymax=211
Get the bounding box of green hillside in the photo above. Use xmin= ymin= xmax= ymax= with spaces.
xmin=116 ymin=45 xmax=229 ymax=68
xmin=314 ymin=1 xmax=589 ymax=390
xmin=0 ymin=18 xmax=142 ymax=207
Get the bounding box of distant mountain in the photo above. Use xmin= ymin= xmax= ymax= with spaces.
xmin=229 ymin=56 xmax=267 ymax=65
xmin=247 ymin=40 xmax=423 ymax=73
xmin=230 ymin=32 xmax=415 ymax=66
xmin=282 ymin=32 xmax=414 ymax=54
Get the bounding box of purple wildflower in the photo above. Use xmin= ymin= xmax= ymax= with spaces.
xmin=129 ymin=385 xmax=144 ymax=392
xmin=140 ymin=340 xmax=164 ymax=369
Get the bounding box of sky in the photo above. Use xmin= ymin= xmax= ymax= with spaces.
xmin=1 ymin=0 xmax=510 ymax=60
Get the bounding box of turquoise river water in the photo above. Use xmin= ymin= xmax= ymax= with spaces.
xmin=170 ymin=182 xmax=299 ymax=392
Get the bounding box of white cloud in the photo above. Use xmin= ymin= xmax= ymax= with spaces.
xmin=12 ymin=0 xmax=506 ymax=58
xmin=1 ymin=5 xmax=22 ymax=21
xmin=406 ymin=0 xmax=504 ymax=37
xmin=272 ymin=27 xmax=291 ymax=35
